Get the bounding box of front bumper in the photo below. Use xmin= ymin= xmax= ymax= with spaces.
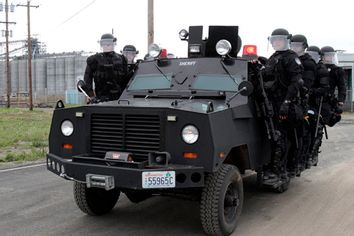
xmin=46 ymin=153 xmax=204 ymax=190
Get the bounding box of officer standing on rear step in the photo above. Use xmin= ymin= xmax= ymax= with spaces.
xmin=320 ymin=46 xmax=346 ymax=127
xmin=289 ymin=34 xmax=316 ymax=176
xmin=262 ymin=28 xmax=303 ymax=191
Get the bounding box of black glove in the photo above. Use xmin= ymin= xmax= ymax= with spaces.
xmin=258 ymin=56 xmax=268 ymax=66
xmin=89 ymin=96 xmax=100 ymax=104
xmin=336 ymin=103 xmax=343 ymax=114
xmin=279 ymin=101 xmax=290 ymax=119
xmin=301 ymin=86 xmax=309 ymax=95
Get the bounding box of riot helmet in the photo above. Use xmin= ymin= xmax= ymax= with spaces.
xmin=321 ymin=46 xmax=338 ymax=65
xmin=306 ymin=45 xmax=321 ymax=63
xmin=121 ymin=44 xmax=139 ymax=64
xmin=269 ymin=28 xmax=291 ymax=51
xmin=290 ymin=34 xmax=308 ymax=56
xmin=100 ymin=33 xmax=117 ymax=53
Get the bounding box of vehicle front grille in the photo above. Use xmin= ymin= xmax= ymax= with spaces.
xmin=90 ymin=113 xmax=161 ymax=160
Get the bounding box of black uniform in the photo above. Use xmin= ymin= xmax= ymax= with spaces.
xmin=84 ymin=52 xmax=128 ymax=101
xmin=322 ymin=64 xmax=346 ymax=126
xmin=263 ymin=49 xmax=302 ymax=180
xmin=327 ymin=64 xmax=346 ymax=103
xmin=294 ymin=53 xmax=317 ymax=173
xmin=310 ymin=62 xmax=330 ymax=100
xmin=299 ymin=53 xmax=316 ymax=91
xmin=264 ymin=50 xmax=302 ymax=102
xmin=305 ymin=61 xmax=330 ymax=167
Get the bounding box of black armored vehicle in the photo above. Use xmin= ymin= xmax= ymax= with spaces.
xmin=47 ymin=26 xmax=277 ymax=235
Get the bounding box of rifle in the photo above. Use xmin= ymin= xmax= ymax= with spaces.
xmin=314 ymin=96 xmax=323 ymax=138
xmin=258 ymin=70 xmax=278 ymax=142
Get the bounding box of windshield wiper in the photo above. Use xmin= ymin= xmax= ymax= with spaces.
xmin=154 ymin=62 xmax=171 ymax=82
xmin=220 ymin=60 xmax=239 ymax=86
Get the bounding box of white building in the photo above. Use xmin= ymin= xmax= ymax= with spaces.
xmin=338 ymin=52 xmax=354 ymax=112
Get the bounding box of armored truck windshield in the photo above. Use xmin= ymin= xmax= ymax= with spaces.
xmin=191 ymin=74 xmax=239 ymax=92
xmin=128 ymin=73 xmax=173 ymax=90
xmin=125 ymin=58 xmax=246 ymax=99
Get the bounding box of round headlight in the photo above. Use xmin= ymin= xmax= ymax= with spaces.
xmin=181 ymin=125 xmax=199 ymax=144
xmin=148 ymin=43 xmax=162 ymax=58
xmin=216 ymin=39 xmax=232 ymax=56
xmin=179 ymin=29 xmax=189 ymax=40
xmin=61 ymin=120 xmax=74 ymax=136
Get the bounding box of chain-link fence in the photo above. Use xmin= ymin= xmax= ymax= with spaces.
xmin=0 ymin=54 xmax=88 ymax=108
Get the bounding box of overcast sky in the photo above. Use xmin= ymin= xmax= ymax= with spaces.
xmin=5 ymin=0 xmax=354 ymax=58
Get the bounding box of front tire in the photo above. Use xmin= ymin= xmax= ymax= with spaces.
xmin=73 ymin=182 xmax=120 ymax=215
xmin=200 ymin=164 xmax=244 ymax=236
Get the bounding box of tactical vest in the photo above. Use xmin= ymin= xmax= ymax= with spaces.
xmin=263 ymin=53 xmax=287 ymax=97
xmin=93 ymin=52 xmax=126 ymax=98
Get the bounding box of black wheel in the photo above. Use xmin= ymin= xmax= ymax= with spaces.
xmin=73 ymin=182 xmax=120 ymax=215
xmin=125 ymin=191 xmax=152 ymax=203
xmin=200 ymin=164 xmax=243 ymax=236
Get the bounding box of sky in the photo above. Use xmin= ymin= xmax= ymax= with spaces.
xmin=3 ymin=0 xmax=354 ymax=58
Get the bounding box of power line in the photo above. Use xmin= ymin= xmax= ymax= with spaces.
xmin=0 ymin=0 xmax=16 ymax=108
xmin=38 ymin=0 xmax=96 ymax=38
xmin=55 ymin=0 xmax=96 ymax=28
xmin=17 ymin=1 xmax=39 ymax=111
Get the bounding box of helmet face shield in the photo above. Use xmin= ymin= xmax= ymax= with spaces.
xmin=306 ymin=51 xmax=320 ymax=63
xmin=290 ymin=42 xmax=305 ymax=56
xmin=269 ymin=35 xmax=290 ymax=51
xmin=100 ymin=38 xmax=116 ymax=52
xmin=322 ymin=52 xmax=338 ymax=65
xmin=123 ymin=51 xmax=137 ymax=63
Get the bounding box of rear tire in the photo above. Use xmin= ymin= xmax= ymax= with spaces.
xmin=200 ymin=164 xmax=243 ymax=236
xmin=73 ymin=182 xmax=120 ymax=215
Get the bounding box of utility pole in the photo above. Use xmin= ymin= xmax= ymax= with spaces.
xmin=17 ymin=1 xmax=38 ymax=111
xmin=147 ymin=0 xmax=154 ymax=50
xmin=0 ymin=0 xmax=16 ymax=108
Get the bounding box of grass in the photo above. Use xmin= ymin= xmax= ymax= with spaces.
xmin=0 ymin=108 xmax=52 ymax=163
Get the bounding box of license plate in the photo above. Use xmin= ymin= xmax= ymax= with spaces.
xmin=142 ymin=171 xmax=176 ymax=189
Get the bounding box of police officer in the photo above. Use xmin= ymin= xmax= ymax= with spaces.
xmin=306 ymin=46 xmax=330 ymax=167
xmin=121 ymin=45 xmax=139 ymax=65
xmin=307 ymin=46 xmax=330 ymax=99
xmin=320 ymin=46 xmax=346 ymax=126
xmin=289 ymin=34 xmax=316 ymax=174
xmin=262 ymin=28 xmax=303 ymax=189
xmin=84 ymin=33 xmax=128 ymax=102
xmin=121 ymin=44 xmax=140 ymax=76
xmin=290 ymin=35 xmax=316 ymax=94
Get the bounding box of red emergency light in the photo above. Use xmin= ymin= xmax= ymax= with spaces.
xmin=242 ymin=45 xmax=257 ymax=56
xmin=160 ymin=48 xmax=168 ymax=58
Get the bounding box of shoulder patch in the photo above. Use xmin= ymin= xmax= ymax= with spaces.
xmin=295 ymin=57 xmax=302 ymax=65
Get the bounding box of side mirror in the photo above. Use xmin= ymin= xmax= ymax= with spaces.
xmin=77 ymin=80 xmax=86 ymax=93
xmin=77 ymin=80 xmax=90 ymax=98
xmin=225 ymin=80 xmax=254 ymax=107
xmin=238 ymin=81 xmax=254 ymax=96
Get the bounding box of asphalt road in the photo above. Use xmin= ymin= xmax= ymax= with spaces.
xmin=1 ymin=119 xmax=354 ymax=236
